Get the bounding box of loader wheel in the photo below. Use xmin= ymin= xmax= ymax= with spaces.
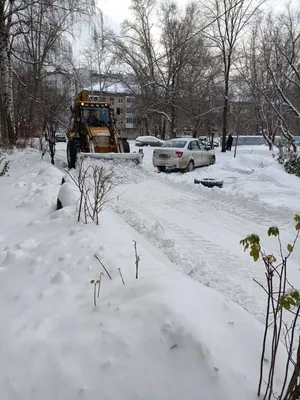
xmin=67 ymin=140 xmax=77 ymax=169
xmin=157 ymin=166 xmax=166 ymax=172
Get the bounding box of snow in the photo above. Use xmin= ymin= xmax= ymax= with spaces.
xmin=87 ymin=81 xmax=130 ymax=94
xmin=134 ymin=142 xmax=300 ymax=213
xmin=136 ymin=135 xmax=164 ymax=142
xmin=0 ymin=144 xmax=298 ymax=399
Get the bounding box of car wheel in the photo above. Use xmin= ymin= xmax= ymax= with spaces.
xmin=185 ymin=160 xmax=194 ymax=173
xmin=157 ymin=166 xmax=166 ymax=172
xmin=67 ymin=140 xmax=77 ymax=169
xmin=210 ymin=156 xmax=216 ymax=165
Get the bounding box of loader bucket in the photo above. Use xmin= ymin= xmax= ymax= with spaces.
xmin=78 ymin=151 xmax=144 ymax=165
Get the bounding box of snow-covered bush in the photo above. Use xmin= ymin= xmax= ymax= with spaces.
xmin=65 ymin=159 xmax=117 ymax=225
xmin=275 ymin=137 xmax=291 ymax=165
xmin=284 ymin=153 xmax=300 ymax=177
xmin=275 ymin=137 xmax=300 ymax=177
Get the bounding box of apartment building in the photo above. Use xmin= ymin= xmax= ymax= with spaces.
xmin=88 ymin=83 xmax=141 ymax=139
xmin=44 ymin=69 xmax=74 ymax=100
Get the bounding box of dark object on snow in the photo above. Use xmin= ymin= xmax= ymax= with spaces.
xmin=56 ymin=176 xmax=66 ymax=210
xmin=226 ymin=134 xmax=233 ymax=151
xmin=56 ymin=198 xmax=63 ymax=210
xmin=67 ymin=139 xmax=77 ymax=169
xmin=121 ymin=138 xmax=130 ymax=153
xmin=194 ymin=178 xmax=224 ymax=188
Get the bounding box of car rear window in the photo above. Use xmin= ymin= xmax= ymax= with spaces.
xmin=162 ymin=140 xmax=187 ymax=148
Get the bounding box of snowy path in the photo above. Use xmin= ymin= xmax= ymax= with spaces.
xmin=113 ymin=178 xmax=300 ymax=322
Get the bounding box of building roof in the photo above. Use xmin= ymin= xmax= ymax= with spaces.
xmin=86 ymin=81 xmax=132 ymax=95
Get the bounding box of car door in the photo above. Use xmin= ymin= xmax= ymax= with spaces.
xmin=198 ymin=141 xmax=210 ymax=165
xmin=188 ymin=140 xmax=202 ymax=166
xmin=146 ymin=137 xmax=156 ymax=147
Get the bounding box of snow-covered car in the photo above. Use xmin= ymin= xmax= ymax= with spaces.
xmin=55 ymin=132 xmax=66 ymax=142
xmin=199 ymin=137 xmax=220 ymax=148
xmin=135 ymin=136 xmax=164 ymax=147
xmin=152 ymin=138 xmax=216 ymax=173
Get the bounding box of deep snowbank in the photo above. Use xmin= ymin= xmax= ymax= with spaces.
xmin=0 ymin=149 xmax=286 ymax=400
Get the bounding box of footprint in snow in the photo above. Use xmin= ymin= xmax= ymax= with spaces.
xmin=51 ymin=270 xmax=69 ymax=284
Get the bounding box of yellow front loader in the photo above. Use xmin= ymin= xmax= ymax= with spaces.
xmin=66 ymin=90 xmax=143 ymax=168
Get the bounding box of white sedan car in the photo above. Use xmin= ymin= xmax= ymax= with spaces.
xmin=152 ymin=138 xmax=216 ymax=173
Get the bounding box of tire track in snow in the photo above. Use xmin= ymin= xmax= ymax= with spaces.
xmin=151 ymin=170 xmax=296 ymax=231
xmin=112 ymin=177 xmax=300 ymax=322
xmin=113 ymin=198 xmax=265 ymax=322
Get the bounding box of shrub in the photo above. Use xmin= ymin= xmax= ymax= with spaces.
xmin=241 ymin=216 xmax=300 ymax=399
xmin=284 ymin=153 xmax=300 ymax=177
xmin=66 ymin=159 xmax=117 ymax=225
xmin=276 ymin=137 xmax=291 ymax=165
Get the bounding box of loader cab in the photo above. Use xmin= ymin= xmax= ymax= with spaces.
xmin=77 ymin=102 xmax=112 ymax=128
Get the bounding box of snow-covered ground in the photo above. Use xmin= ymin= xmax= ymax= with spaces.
xmin=57 ymin=142 xmax=300 ymax=321
xmin=0 ymin=143 xmax=298 ymax=399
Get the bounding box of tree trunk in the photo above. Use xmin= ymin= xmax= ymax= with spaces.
xmin=144 ymin=116 xmax=150 ymax=135
xmin=222 ymin=71 xmax=230 ymax=152
xmin=268 ymin=142 xmax=273 ymax=151
xmin=0 ymin=32 xmax=15 ymax=145
xmin=170 ymin=103 xmax=176 ymax=138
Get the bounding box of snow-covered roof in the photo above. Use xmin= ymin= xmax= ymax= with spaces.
xmin=85 ymin=81 xmax=132 ymax=94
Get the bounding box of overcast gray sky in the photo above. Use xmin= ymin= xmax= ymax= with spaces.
xmin=72 ymin=0 xmax=292 ymax=61
xmin=97 ymin=0 xmax=285 ymax=31
xmin=97 ymin=0 xmax=189 ymax=31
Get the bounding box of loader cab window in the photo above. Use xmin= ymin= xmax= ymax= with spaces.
xmin=82 ymin=107 xmax=110 ymax=126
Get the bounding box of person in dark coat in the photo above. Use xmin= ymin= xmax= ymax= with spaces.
xmin=226 ymin=134 xmax=233 ymax=151
xmin=121 ymin=137 xmax=130 ymax=153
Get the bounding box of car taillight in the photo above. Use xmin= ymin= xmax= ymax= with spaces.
xmin=176 ymin=151 xmax=183 ymax=158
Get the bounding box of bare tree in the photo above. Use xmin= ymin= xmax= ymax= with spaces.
xmin=238 ymin=21 xmax=280 ymax=150
xmin=41 ymin=81 xmax=71 ymax=164
xmin=109 ymin=0 xmax=216 ymax=138
xmin=108 ymin=0 xmax=162 ymax=134
xmin=83 ymin=28 xmax=118 ymax=96
xmin=0 ymin=0 xmax=97 ymax=145
xmin=203 ymin=0 xmax=263 ymax=152
xmin=259 ymin=6 xmax=300 ymax=151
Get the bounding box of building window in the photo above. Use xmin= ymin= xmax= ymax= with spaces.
xmin=126 ymin=97 xmax=135 ymax=104
xmin=126 ymin=117 xmax=137 ymax=124
xmin=120 ymin=109 xmax=123 ymax=114
xmin=126 ymin=108 xmax=136 ymax=115
xmin=110 ymin=97 xmax=114 ymax=105
xmin=118 ymin=98 xmax=123 ymax=104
